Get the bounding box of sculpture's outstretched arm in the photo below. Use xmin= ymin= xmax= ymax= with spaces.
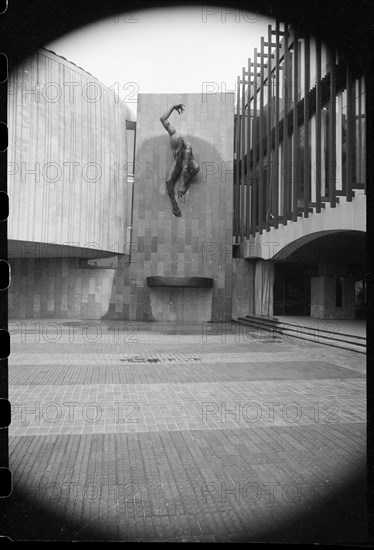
xmin=160 ymin=104 xmax=185 ymax=136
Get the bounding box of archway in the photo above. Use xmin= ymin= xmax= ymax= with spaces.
xmin=273 ymin=230 xmax=366 ymax=319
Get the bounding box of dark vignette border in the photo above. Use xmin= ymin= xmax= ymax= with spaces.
xmin=0 ymin=0 xmax=372 ymax=543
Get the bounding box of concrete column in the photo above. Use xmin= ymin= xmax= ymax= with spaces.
xmin=311 ymin=274 xmax=355 ymax=319
xmin=231 ymin=258 xmax=255 ymax=317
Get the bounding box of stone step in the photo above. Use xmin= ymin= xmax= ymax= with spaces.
xmin=241 ymin=314 xmax=366 ymax=341
xmin=234 ymin=316 xmax=366 ymax=353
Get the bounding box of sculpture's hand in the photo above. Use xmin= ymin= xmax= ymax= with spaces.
xmin=174 ymin=104 xmax=185 ymax=115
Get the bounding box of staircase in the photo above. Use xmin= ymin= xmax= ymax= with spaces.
xmin=233 ymin=314 xmax=366 ymax=353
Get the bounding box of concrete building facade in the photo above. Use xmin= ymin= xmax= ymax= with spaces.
xmin=7 ymin=21 xmax=367 ymax=323
xmin=232 ymin=22 xmax=366 ymax=321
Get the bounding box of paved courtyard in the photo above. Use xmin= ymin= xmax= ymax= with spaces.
xmin=3 ymin=320 xmax=367 ymax=542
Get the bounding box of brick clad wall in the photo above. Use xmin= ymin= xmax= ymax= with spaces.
xmin=125 ymin=93 xmax=234 ymax=322
xmin=8 ymin=258 xmax=115 ymax=319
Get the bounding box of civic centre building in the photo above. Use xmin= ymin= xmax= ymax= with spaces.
xmin=7 ymin=22 xmax=366 ymax=335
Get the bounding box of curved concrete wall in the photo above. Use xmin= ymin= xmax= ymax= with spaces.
xmin=8 ymin=49 xmax=135 ymax=319
xmin=7 ymin=48 xmax=134 ymax=254
xmin=243 ymin=191 xmax=366 ymax=260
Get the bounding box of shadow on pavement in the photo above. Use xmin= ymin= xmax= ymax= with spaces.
xmin=0 ymin=467 xmax=369 ymax=543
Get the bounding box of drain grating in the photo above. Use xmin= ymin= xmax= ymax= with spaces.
xmin=119 ymin=355 xmax=202 ymax=363
xmin=120 ymin=356 xmax=160 ymax=363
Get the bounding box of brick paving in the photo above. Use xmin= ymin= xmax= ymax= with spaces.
xmin=3 ymin=321 xmax=367 ymax=542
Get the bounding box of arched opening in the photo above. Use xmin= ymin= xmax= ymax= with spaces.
xmin=273 ymin=230 xmax=366 ymax=319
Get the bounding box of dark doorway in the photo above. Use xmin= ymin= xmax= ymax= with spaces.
xmin=274 ymin=262 xmax=316 ymax=316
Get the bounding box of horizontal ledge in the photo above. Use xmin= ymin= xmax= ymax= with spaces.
xmin=8 ymin=239 xmax=126 ymax=259
xmin=147 ymin=276 xmax=214 ymax=288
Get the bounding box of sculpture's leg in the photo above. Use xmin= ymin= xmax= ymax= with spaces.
xmin=179 ymin=146 xmax=200 ymax=198
xmin=166 ymin=160 xmax=182 ymax=217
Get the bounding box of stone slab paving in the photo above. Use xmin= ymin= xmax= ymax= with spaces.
xmin=3 ymin=321 xmax=367 ymax=542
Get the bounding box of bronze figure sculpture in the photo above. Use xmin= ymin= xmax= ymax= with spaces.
xmin=160 ymin=104 xmax=200 ymax=217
